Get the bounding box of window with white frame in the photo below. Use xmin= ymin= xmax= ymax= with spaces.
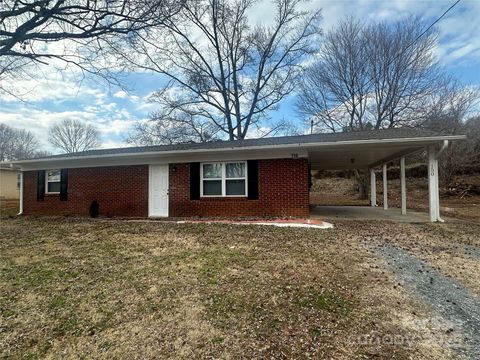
xmin=201 ymin=162 xmax=247 ymax=197
xmin=46 ymin=170 xmax=61 ymax=194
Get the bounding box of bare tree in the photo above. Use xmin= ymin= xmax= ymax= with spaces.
xmin=127 ymin=113 xmax=220 ymax=146
xmin=31 ymin=149 xmax=52 ymax=159
xmin=118 ymin=0 xmax=321 ymax=144
xmin=0 ymin=123 xmax=42 ymax=160
xmin=0 ymin=0 xmax=182 ymax=95
xmin=298 ymin=17 xmax=369 ymax=133
xmin=297 ymin=17 xmax=442 ymax=132
xmin=420 ymin=80 xmax=480 ymax=133
xmin=364 ymin=18 xmax=442 ymax=128
xmin=435 ymin=115 xmax=480 ymax=186
xmin=49 ymin=119 xmax=100 ymax=153
xmin=463 ymin=116 xmax=480 ymax=172
xmin=296 ymin=17 xmax=457 ymax=198
xmin=420 ymin=84 xmax=480 ymax=185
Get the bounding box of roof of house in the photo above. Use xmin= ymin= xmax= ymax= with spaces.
xmin=7 ymin=128 xmax=467 ymax=171
xmin=33 ymin=128 xmax=455 ymax=160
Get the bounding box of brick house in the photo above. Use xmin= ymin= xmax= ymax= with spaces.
xmin=9 ymin=129 xmax=464 ymax=221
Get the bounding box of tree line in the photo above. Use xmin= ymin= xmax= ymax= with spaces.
xmin=0 ymin=120 xmax=100 ymax=161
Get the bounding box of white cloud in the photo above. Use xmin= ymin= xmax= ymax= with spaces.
xmin=247 ymin=0 xmax=480 ymax=68
xmin=113 ymin=90 xmax=128 ymax=98
xmin=0 ymin=100 xmax=145 ymax=153
xmin=306 ymin=0 xmax=480 ymax=66
xmin=1 ymin=66 xmax=106 ymax=104
xmin=113 ymin=90 xmax=142 ymax=103
xmin=101 ymin=139 xmax=133 ymax=149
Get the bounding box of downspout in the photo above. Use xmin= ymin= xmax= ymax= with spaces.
xmin=18 ymin=170 xmax=23 ymax=216
xmin=435 ymin=140 xmax=449 ymax=222
xmin=436 ymin=140 xmax=449 ymax=158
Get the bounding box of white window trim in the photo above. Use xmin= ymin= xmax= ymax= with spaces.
xmin=45 ymin=169 xmax=61 ymax=195
xmin=200 ymin=161 xmax=248 ymax=197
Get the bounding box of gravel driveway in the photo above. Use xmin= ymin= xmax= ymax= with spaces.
xmin=378 ymin=243 xmax=480 ymax=359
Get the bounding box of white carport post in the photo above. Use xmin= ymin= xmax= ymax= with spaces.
xmin=383 ymin=164 xmax=388 ymax=210
xmin=370 ymin=168 xmax=377 ymax=207
xmin=400 ymin=157 xmax=406 ymax=215
xmin=428 ymin=140 xmax=449 ymax=222
xmin=428 ymin=145 xmax=439 ymax=222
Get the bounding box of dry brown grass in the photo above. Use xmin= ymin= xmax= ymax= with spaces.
xmin=0 ymin=199 xmax=19 ymax=218
xmin=1 ymin=217 xmax=472 ymax=358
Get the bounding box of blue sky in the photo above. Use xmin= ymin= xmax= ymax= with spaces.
xmin=1 ymin=0 xmax=479 ymax=153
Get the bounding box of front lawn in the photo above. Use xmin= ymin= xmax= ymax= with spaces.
xmin=0 ymin=217 xmax=472 ymax=358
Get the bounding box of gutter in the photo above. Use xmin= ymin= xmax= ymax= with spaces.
xmin=9 ymin=135 xmax=467 ymax=167
xmin=17 ymin=172 xmax=23 ymax=216
xmin=436 ymin=140 xmax=449 ymax=223
xmin=436 ymin=140 xmax=449 ymax=158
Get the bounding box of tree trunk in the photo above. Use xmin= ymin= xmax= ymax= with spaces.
xmin=354 ymin=169 xmax=369 ymax=200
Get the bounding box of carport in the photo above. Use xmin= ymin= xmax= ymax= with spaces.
xmin=304 ymin=129 xmax=466 ymax=222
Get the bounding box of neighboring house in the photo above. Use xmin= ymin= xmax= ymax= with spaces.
xmin=0 ymin=165 xmax=20 ymax=200
xmin=8 ymin=129 xmax=465 ymax=222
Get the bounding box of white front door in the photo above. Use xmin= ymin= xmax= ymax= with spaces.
xmin=149 ymin=165 xmax=169 ymax=217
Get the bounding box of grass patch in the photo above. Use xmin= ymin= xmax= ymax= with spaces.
xmin=296 ymin=287 xmax=353 ymax=316
xmin=1 ymin=217 xmax=466 ymax=358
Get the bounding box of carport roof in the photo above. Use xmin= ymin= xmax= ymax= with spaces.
xmin=20 ymin=128 xmax=463 ymax=160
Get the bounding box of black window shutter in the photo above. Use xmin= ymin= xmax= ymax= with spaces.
xmin=190 ymin=163 xmax=200 ymax=200
xmin=60 ymin=169 xmax=68 ymax=201
xmin=247 ymin=160 xmax=259 ymax=200
xmin=37 ymin=170 xmax=45 ymax=201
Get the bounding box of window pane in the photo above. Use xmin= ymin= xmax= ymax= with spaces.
xmin=203 ymin=163 xmax=222 ymax=178
xmin=48 ymin=182 xmax=60 ymax=193
xmin=47 ymin=170 xmax=60 ymax=182
xmin=226 ymin=180 xmax=245 ymax=195
xmin=203 ymin=180 xmax=222 ymax=195
xmin=226 ymin=163 xmax=245 ymax=178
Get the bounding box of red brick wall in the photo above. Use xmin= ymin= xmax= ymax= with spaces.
xmin=23 ymin=159 xmax=309 ymax=218
xmin=23 ymin=165 xmax=148 ymax=217
xmin=169 ymin=158 xmax=309 ymax=218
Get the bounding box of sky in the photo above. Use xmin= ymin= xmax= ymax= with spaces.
xmin=1 ymin=0 xmax=479 ymax=154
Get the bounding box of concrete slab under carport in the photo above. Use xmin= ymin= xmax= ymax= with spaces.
xmin=310 ymin=205 xmax=435 ymax=223
xmin=306 ymin=133 xmax=465 ymax=223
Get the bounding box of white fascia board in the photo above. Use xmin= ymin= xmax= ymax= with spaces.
xmin=11 ymin=134 xmax=466 ymax=171
xmin=14 ymin=148 xmax=308 ymax=171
